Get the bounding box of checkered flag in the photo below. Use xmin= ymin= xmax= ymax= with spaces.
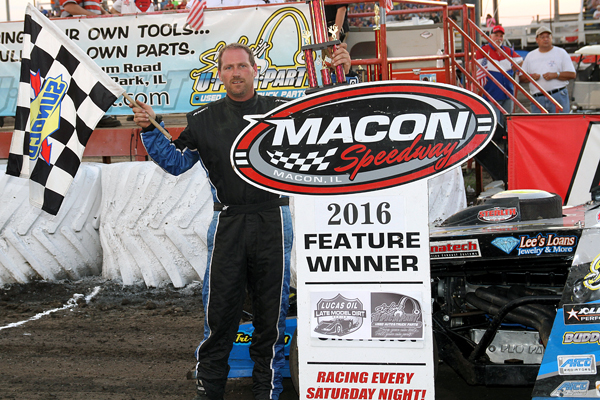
xmin=6 ymin=4 xmax=124 ymax=215
xmin=266 ymin=148 xmax=338 ymax=172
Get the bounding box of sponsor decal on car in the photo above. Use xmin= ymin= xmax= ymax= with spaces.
xmin=563 ymin=331 xmax=600 ymax=345
xmin=231 ymin=81 xmax=495 ymax=195
xmin=477 ymin=207 xmax=518 ymax=223
xmin=564 ymin=303 xmax=600 ymax=325
xmin=550 ymin=381 xmax=590 ymax=397
xmin=491 ymin=233 xmax=577 ymax=256
xmin=558 ymin=355 xmax=597 ymax=375
xmin=430 ymin=239 xmax=481 ymax=259
xmin=481 ymin=225 xmax=519 ymax=233
xmin=491 ymin=236 xmax=520 ymax=254
xmin=584 ymin=254 xmax=600 ymax=291
xmin=232 ymin=327 xmax=292 ymax=346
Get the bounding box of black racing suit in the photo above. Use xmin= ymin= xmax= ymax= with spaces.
xmin=140 ymin=93 xmax=293 ymax=400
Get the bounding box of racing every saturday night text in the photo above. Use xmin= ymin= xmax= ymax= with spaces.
xmin=306 ymin=371 xmax=427 ymax=399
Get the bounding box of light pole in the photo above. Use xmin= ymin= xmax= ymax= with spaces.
xmin=493 ymin=0 xmax=498 ymax=25
xmin=5 ymin=0 xmax=10 ymax=21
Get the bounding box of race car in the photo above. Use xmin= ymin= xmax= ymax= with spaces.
xmin=313 ymin=318 xmax=358 ymax=336
xmin=214 ymin=188 xmax=600 ymax=398
xmin=430 ymin=188 xmax=600 ymax=397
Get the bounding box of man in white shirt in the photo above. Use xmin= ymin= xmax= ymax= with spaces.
xmin=519 ymin=26 xmax=576 ymax=113
xmin=110 ymin=0 xmax=155 ymax=13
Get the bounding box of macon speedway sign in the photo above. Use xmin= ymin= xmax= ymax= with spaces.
xmin=231 ymin=81 xmax=496 ymax=195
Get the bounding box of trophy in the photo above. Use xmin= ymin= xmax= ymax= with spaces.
xmin=302 ymin=0 xmax=347 ymax=94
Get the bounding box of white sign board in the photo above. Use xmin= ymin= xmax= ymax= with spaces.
xmin=295 ymin=182 xmax=435 ymax=400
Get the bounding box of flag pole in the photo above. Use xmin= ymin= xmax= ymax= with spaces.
xmin=122 ymin=92 xmax=172 ymax=140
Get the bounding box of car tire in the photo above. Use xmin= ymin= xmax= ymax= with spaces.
xmin=433 ymin=332 xmax=439 ymax=380
xmin=489 ymin=190 xmax=563 ymax=221
xmin=518 ymin=193 xmax=563 ymax=220
xmin=290 ymin=329 xmax=299 ymax=395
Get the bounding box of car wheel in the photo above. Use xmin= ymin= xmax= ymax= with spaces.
xmin=290 ymin=329 xmax=299 ymax=395
xmin=433 ymin=332 xmax=439 ymax=380
xmin=491 ymin=190 xmax=562 ymax=220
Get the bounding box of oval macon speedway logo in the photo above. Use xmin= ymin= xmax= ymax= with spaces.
xmin=231 ymin=81 xmax=496 ymax=195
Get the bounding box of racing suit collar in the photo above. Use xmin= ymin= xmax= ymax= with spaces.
xmin=225 ymin=91 xmax=259 ymax=111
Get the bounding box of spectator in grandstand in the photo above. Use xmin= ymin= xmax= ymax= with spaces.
xmin=59 ymin=0 xmax=110 ymax=17
xmin=197 ymin=0 xmax=241 ymax=6
xmin=475 ymin=25 xmax=522 ymax=125
xmin=163 ymin=0 xmax=175 ymax=9
xmin=448 ymin=0 xmax=462 ymax=24
xmin=587 ymin=0 xmax=600 ymax=19
xmin=177 ymin=0 xmax=187 ymax=9
xmin=237 ymin=0 xmax=286 ymax=5
xmin=52 ymin=0 xmax=61 ymax=16
xmin=485 ymin=13 xmax=496 ymax=27
xmin=60 ymin=0 xmax=123 ymax=128
xmin=519 ymin=26 xmax=576 ymax=113
xmin=326 ymin=4 xmax=350 ymax=42
xmin=430 ymin=11 xmax=441 ymax=24
xmin=39 ymin=6 xmax=49 ymax=16
xmin=110 ymin=0 xmax=155 ymax=14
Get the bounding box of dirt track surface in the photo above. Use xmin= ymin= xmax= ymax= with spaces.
xmin=0 ymin=278 xmax=535 ymax=400
xmin=0 ymin=278 xmax=300 ymax=400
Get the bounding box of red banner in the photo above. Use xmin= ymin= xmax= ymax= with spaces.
xmin=508 ymin=114 xmax=600 ymax=206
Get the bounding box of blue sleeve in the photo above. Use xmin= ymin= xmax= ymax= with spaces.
xmin=140 ymin=123 xmax=199 ymax=176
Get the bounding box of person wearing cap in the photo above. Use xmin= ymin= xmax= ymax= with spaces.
xmin=475 ymin=25 xmax=523 ymax=126
xmin=519 ymin=26 xmax=576 ymax=113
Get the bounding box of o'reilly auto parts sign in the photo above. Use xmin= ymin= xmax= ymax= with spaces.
xmin=231 ymin=81 xmax=496 ymax=195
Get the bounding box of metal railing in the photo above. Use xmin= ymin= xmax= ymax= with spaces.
xmin=456 ymin=17 xmax=563 ymax=113
xmin=341 ymin=0 xmax=451 ymax=83
xmin=342 ymin=0 xmax=565 ymax=115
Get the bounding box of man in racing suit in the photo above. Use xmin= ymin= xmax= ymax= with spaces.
xmin=130 ymin=42 xmax=351 ymax=400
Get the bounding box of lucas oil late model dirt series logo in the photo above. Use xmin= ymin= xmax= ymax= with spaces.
xmin=314 ymin=294 xmax=365 ymax=336
xmin=231 ymin=81 xmax=496 ymax=195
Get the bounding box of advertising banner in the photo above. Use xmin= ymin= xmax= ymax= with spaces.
xmin=0 ymin=4 xmax=311 ymax=116
xmin=507 ymin=114 xmax=600 ymax=206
